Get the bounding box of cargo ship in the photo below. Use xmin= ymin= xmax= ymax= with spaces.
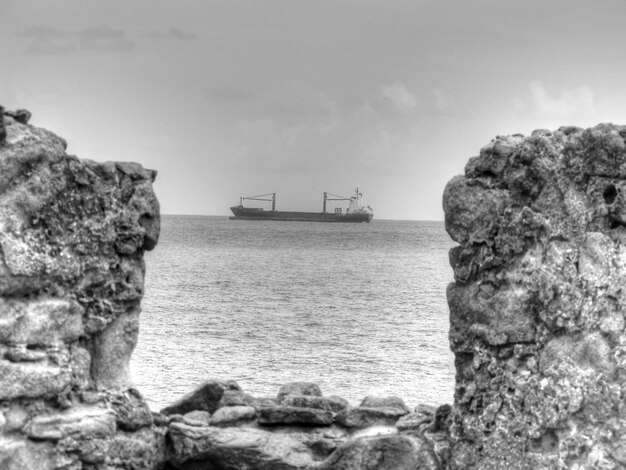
xmin=229 ymin=188 xmax=373 ymax=223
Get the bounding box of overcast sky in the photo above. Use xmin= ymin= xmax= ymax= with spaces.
xmin=2 ymin=0 xmax=626 ymax=220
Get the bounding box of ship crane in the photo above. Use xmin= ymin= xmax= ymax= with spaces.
xmin=239 ymin=193 xmax=276 ymax=212
xmin=323 ymin=191 xmax=351 ymax=213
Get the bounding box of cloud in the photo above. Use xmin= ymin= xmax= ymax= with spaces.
xmin=16 ymin=25 xmax=134 ymax=54
xmin=380 ymin=82 xmax=418 ymax=110
xmin=149 ymin=27 xmax=198 ymax=40
xmin=430 ymin=89 xmax=459 ymax=115
xmin=24 ymin=38 xmax=76 ymax=55
xmin=514 ymin=80 xmax=595 ymax=117
xmin=17 ymin=25 xmax=75 ymax=55
xmin=78 ymin=26 xmax=134 ymax=52
xmin=17 ymin=25 xmax=69 ymax=39
xmin=212 ymin=85 xmax=423 ymax=177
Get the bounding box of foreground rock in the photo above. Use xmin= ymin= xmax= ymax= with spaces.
xmin=169 ymin=422 xmax=316 ymax=469
xmin=0 ymin=107 xmax=163 ymax=468
xmin=317 ymin=433 xmax=438 ymax=470
xmin=443 ymin=123 xmax=626 ymax=468
xmin=160 ymin=379 xmax=241 ymax=415
xmin=160 ymin=380 xmax=445 ymax=469
xmin=7 ymin=107 xmax=625 ymax=469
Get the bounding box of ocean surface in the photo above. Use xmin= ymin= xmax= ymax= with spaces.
xmin=130 ymin=216 xmax=457 ymax=411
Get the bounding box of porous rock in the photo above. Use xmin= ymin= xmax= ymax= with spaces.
xmin=0 ymin=107 xmax=162 ymax=469
xmin=443 ymin=123 xmax=626 ymax=469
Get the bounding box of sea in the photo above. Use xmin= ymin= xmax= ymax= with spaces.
xmin=130 ymin=216 xmax=457 ymax=411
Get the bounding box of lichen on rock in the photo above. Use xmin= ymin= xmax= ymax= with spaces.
xmin=443 ymin=123 xmax=626 ymax=469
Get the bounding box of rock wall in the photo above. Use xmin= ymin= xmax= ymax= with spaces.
xmin=4 ymin=106 xmax=625 ymax=469
xmin=0 ymin=108 xmax=163 ymax=469
xmin=443 ymin=124 xmax=626 ymax=468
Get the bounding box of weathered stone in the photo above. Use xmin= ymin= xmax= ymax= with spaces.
xmin=0 ymin=436 xmax=61 ymax=470
xmin=160 ymin=379 xmax=242 ymax=415
xmin=0 ymin=106 xmax=6 ymax=144
xmin=253 ymin=396 xmax=279 ymax=408
xmin=210 ymin=406 xmax=256 ymax=426
xmin=218 ymin=389 xmax=256 ymax=408
xmin=317 ymin=434 xmax=439 ymax=470
xmin=444 ymin=123 xmax=626 ymax=469
xmin=168 ymin=422 xmax=315 ymax=469
xmin=396 ymin=412 xmax=433 ymax=431
xmin=2 ymin=405 xmax=29 ymax=433
xmin=91 ymin=308 xmax=140 ymax=390
xmin=107 ymin=426 xmax=167 ymax=470
xmin=258 ymin=405 xmax=333 ymax=426
xmin=415 ymin=403 xmax=437 ymax=415
xmin=287 ymin=426 xmax=349 ymax=459
xmin=182 ymin=410 xmax=212 ymax=426
xmin=280 ymin=395 xmax=349 ymax=413
xmin=25 ymin=406 xmax=115 ymax=441
xmin=359 ymin=395 xmax=410 ymax=414
xmin=110 ymin=388 xmax=154 ymax=431
xmin=335 ymin=406 xmax=408 ymax=428
xmin=0 ymin=107 xmax=160 ymax=469
xmin=276 ymin=382 xmax=323 ymax=401
xmin=0 ymin=358 xmax=71 ymax=400
xmin=0 ymin=298 xmax=83 ymax=345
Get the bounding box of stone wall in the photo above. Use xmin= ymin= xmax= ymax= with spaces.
xmin=443 ymin=124 xmax=626 ymax=468
xmin=0 ymin=108 xmax=163 ymax=469
xmin=4 ymin=106 xmax=626 ymax=469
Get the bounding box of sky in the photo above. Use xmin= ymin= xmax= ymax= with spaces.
xmin=2 ymin=0 xmax=626 ymax=220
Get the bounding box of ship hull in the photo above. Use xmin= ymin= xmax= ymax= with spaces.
xmin=229 ymin=206 xmax=372 ymax=223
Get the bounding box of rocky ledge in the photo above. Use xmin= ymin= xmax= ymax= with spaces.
xmin=157 ymin=379 xmax=448 ymax=469
xmin=3 ymin=106 xmax=626 ymax=469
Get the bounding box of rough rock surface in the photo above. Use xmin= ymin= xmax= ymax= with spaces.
xmin=161 ymin=380 xmax=445 ymax=469
xmin=160 ymin=379 xmax=241 ymax=416
xmin=0 ymin=107 xmax=163 ymax=469
xmin=9 ymin=108 xmax=626 ymax=469
xmin=443 ymin=123 xmax=626 ymax=469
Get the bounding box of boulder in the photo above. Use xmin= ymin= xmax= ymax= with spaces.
xmin=182 ymin=410 xmax=212 ymax=427
xmin=160 ymin=379 xmax=241 ymax=415
xmin=258 ymin=405 xmax=334 ymax=426
xmin=218 ymin=389 xmax=256 ymax=408
xmin=335 ymin=406 xmax=408 ymax=428
xmin=280 ymin=395 xmax=349 ymax=413
xmin=276 ymin=382 xmax=323 ymax=401
xmin=317 ymin=434 xmax=439 ymax=470
xmin=168 ymin=422 xmax=316 ymax=469
xmin=109 ymin=389 xmax=154 ymax=432
xmin=395 ymin=412 xmax=432 ymax=432
xmin=210 ymin=406 xmax=257 ymax=426
xmin=359 ymin=395 xmax=410 ymax=414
